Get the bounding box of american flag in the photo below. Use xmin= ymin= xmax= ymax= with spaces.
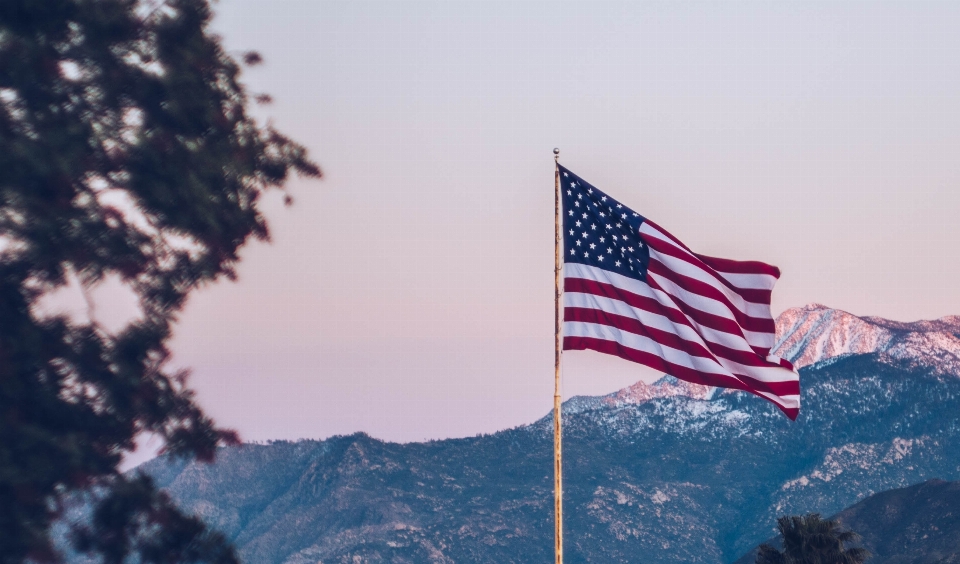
xmin=559 ymin=164 xmax=800 ymax=419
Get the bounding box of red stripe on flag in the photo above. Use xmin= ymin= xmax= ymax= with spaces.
xmin=646 ymin=260 xmax=776 ymax=333
xmin=563 ymin=315 xmax=799 ymax=395
xmin=695 ymin=254 xmax=781 ymax=278
xmin=642 ymin=220 xmax=695 ymax=253
xmin=564 ymin=336 xmax=799 ymax=420
xmin=564 ymin=306 xmax=777 ymax=370
xmin=642 ymin=236 xmax=773 ymax=303
xmin=564 ymin=276 xmax=772 ymax=357
xmin=642 ymin=220 xmax=781 ymax=279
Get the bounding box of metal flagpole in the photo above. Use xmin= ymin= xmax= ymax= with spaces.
xmin=553 ymin=147 xmax=563 ymax=564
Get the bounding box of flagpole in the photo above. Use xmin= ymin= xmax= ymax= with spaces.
xmin=553 ymin=147 xmax=563 ymax=564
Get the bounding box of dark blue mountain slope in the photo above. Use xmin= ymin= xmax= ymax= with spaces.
xmin=137 ymin=354 xmax=960 ymax=563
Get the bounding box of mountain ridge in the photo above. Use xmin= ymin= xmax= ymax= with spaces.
xmin=134 ymin=353 xmax=960 ymax=563
xmin=774 ymin=304 xmax=960 ymax=373
xmin=123 ymin=304 xmax=960 ymax=563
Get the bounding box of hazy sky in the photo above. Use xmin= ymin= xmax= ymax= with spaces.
xmin=102 ymin=1 xmax=960 ymax=456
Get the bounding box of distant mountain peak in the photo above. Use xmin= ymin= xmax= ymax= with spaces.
xmin=604 ymin=375 xmax=715 ymax=407
xmin=558 ymin=375 xmax=718 ymax=419
xmin=773 ymin=304 xmax=960 ymax=374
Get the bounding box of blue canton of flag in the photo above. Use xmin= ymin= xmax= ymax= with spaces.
xmin=561 ymin=167 xmax=650 ymax=282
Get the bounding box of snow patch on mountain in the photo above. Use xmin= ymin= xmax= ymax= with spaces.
xmin=767 ymin=435 xmax=941 ymax=522
xmin=604 ymin=376 xmax=715 ymax=407
xmin=560 ymin=376 xmax=718 ymax=422
xmin=780 ymin=438 xmax=926 ymax=490
xmin=773 ymin=304 xmax=960 ymax=374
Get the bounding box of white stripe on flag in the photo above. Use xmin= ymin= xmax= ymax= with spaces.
xmin=564 ymin=291 xmax=757 ymax=355
xmin=648 ymin=247 xmax=771 ymax=312
xmin=645 ymin=271 xmax=776 ymax=350
xmin=640 ymin=223 xmax=777 ymax=293
xmin=715 ymin=271 xmax=778 ymax=291
xmin=564 ymin=310 xmax=796 ymax=384
xmin=564 ymin=262 xmax=774 ymax=347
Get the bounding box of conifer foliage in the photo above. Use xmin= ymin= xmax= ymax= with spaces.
xmin=756 ymin=514 xmax=870 ymax=564
xmin=0 ymin=0 xmax=319 ymax=561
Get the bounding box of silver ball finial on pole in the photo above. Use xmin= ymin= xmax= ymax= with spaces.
xmin=553 ymin=147 xmax=560 ymax=161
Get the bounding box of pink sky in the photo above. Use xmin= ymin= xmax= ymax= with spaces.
xmin=98 ymin=1 xmax=960 ymax=463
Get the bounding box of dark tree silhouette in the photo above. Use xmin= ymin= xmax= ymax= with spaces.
xmin=0 ymin=0 xmax=319 ymax=562
xmin=756 ymin=513 xmax=870 ymax=564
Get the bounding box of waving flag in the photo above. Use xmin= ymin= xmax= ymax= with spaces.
xmin=559 ymin=164 xmax=800 ymax=419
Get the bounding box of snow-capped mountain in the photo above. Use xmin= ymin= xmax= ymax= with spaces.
xmin=122 ymin=304 xmax=960 ymax=564
xmin=773 ymin=304 xmax=960 ymax=373
xmin=136 ymin=353 xmax=960 ymax=564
